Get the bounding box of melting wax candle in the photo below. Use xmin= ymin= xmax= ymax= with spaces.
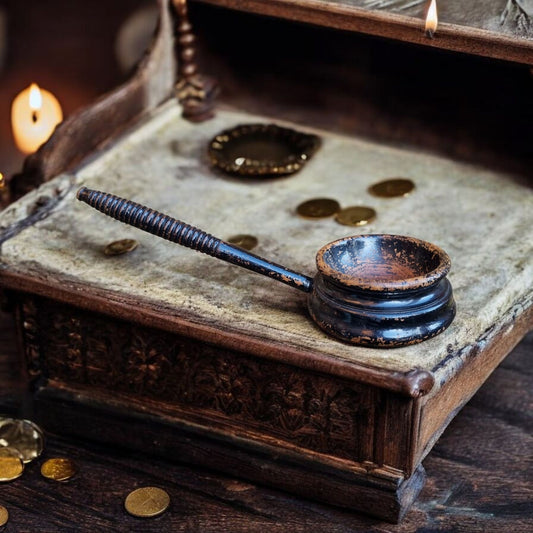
xmin=11 ymin=83 xmax=63 ymax=154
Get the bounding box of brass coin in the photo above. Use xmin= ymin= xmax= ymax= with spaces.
xmin=0 ymin=418 xmax=44 ymax=463
xmin=0 ymin=505 xmax=8 ymax=527
xmin=227 ymin=234 xmax=258 ymax=251
xmin=40 ymin=458 xmax=77 ymax=482
xmin=0 ymin=447 xmax=24 ymax=482
xmin=104 ymin=239 xmax=139 ymax=256
xmin=335 ymin=206 xmax=377 ymax=227
xmin=368 ymin=178 xmax=415 ymax=198
xmin=124 ymin=487 xmax=170 ymax=518
xmin=296 ymin=198 xmax=340 ymax=219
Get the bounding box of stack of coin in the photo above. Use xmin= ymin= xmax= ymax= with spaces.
xmin=0 ymin=417 xmax=173 ymax=524
xmin=0 ymin=418 xmax=45 ymax=484
xmin=0 ymin=417 xmax=47 ymax=527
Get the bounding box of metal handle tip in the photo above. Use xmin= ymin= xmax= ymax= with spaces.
xmin=76 ymin=187 xmax=89 ymax=201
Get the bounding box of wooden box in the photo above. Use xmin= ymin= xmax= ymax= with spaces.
xmin=1 ymin=0 xmax=532 ymax=523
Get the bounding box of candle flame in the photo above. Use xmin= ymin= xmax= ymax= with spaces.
xmin=0 ymin=172 xmax=5 ymax=190
xmin=29 ymin=83 xmax=43 ymax=111
xmin=425 ymin=0 xmax=438 ymax=36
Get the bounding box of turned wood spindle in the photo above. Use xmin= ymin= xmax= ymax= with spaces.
xmin=172 ymin=0 xmax=218 ymax=122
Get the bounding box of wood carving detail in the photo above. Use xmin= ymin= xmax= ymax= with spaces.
xmin=24 ymin=297 xmax=375 ymax=462
xmin=19 ymin=299 xmax=42 ymax=382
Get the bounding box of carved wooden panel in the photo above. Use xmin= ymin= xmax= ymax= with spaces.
xmin=19 ymin=295 xmax=379 ymax=465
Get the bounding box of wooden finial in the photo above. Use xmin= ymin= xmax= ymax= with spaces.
xmin=172 ymin=0 xmax=218 ymax=122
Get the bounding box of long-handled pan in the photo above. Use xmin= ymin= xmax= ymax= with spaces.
xmin=77 ymin=187 xmax=455 ymax=348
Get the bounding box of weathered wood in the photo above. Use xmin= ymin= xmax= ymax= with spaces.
xmin=0 ymin=316 xmax=531 ymax=531
xmin=33 ymin=386 xmax=426 ymax=523
xmin=195 ymin=0 xmax=533 ymax=65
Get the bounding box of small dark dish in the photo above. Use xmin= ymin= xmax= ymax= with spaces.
xmin=309 ymin=234 xmax=456 ymax=347
xmin=208 ymin=123 xmax=321 ymax=177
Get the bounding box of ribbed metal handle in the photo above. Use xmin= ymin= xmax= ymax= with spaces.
xmin=77 ymin=187 xmax=313 ymax=293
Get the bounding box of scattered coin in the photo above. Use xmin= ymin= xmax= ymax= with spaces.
xmin=0 ymin=447 xmax=24 ymax=482
xmin=40 ymin=458 xmax=77 ymax=482
xmin=104 ymin=239 xmax=139 ymax=256
xmin=124 ymin=486 xmax=170 ymax=518
xmin=368 ymin=178 xmax=415 ymax=198
xmin=296 ymin=198 xmax=340 ymax=219
xmin=0 ymin=505 xmax=8 ymax=527
xmin=0 ymin=418 xmax=44 ymax=463
xmin=335 ymin=206 xmax=377 ymax=226
xmin=227 ymin=234 xmax=258 ymax=251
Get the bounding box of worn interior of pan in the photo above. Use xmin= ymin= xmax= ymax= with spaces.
xmin=317 ymin=235 xmax=448 ymax=290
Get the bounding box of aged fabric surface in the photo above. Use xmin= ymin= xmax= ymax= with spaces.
xmin=0 ymin=103 xmax=531 ymax=386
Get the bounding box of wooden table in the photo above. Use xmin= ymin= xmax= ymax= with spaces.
xmin=1 ymin=311 xmax=531 ymax=532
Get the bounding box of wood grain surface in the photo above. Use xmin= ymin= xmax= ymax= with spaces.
xmin=0 ymin=311 xmax=531 ymax=532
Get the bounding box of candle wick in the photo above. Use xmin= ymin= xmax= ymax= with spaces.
xmin=426 ymin=29 xmax=434 ymax=39
xmin=32 ymin=110 xmax=39 ymax=123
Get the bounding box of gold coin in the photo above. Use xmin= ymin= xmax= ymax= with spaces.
xmin=40 ymin=458 xmax=77 ymax=482
xmin=296 ymin=198 xmax=340 ymax=219
xmin=368 ymin=178 xmax=415 ymax=198
xmin=0 ymin=418 xmax=44 ymax=463
xmin=124 ymin=487 xmax=170 ymax=518
xmin=0 ymin=505 xmax=8 ymax=527
xmin=335 ymin=206 xmax=376 ymax=226
xmin=104 ymin=239 xmax=139 ymax=256
xmin=0 ymin=447 xmax=24 ymax=482
xmin=227 ymin=234 xmax=258 ymax=251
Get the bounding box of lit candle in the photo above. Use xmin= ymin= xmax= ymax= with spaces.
xmin=11 ymin=83 xmax=63 ymax=154
xmin=425 ymin=0 xmax=438 ymax=39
